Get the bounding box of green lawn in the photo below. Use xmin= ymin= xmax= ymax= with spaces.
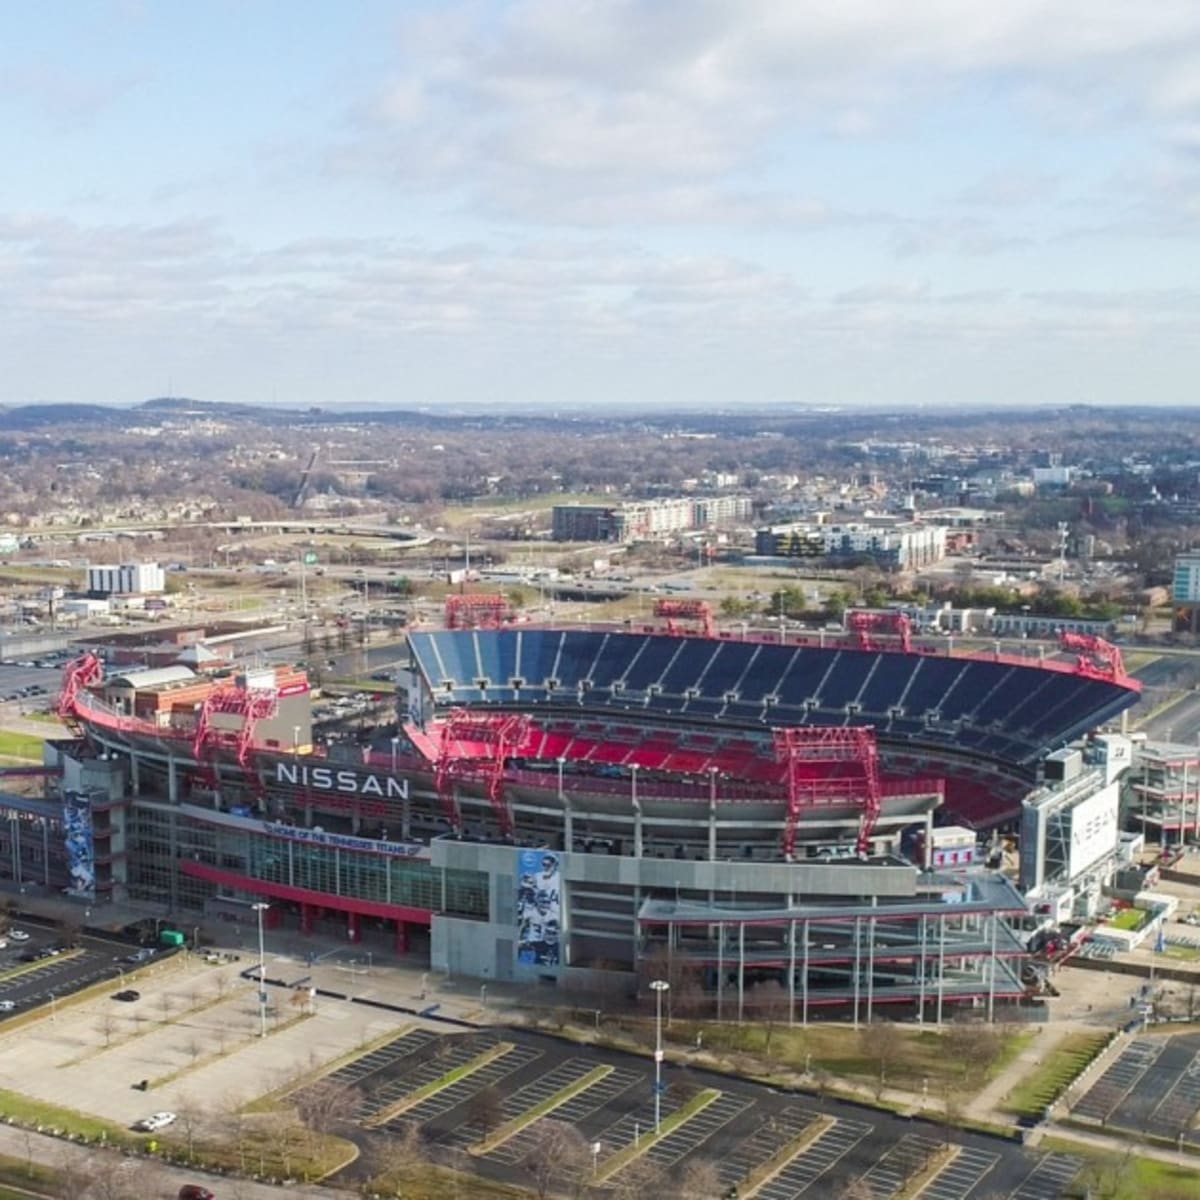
xmin=1043 ymin=1136 xmax=1200 ymax=1199
xmin=1107 ymin=907 xmax=1148 ymax=932
xmin=1002 ymin=1031 xmax=1111 ymax=1118
xmin=0 ymin=731 xmax=44 ymax=761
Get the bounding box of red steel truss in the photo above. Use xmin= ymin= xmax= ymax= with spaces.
xmin=1058 ymin=631 xmax=1126 ymax=681
xmin=653 ymin=598 xmax=715 ymax=638
xmin=772 ymin=725 xmax=882 ymax=858
xmin=192 ymin=685 xmax=279 ymax=793
xmin=434 ymin=709 xmax=532 ymax=837
xmin=56 ymin=653 xmax=104 ymax=729
xmin=847 ymin=610 xmax=913 ymax=653
xmin=445 ymin=593 xmax=511 ymax=630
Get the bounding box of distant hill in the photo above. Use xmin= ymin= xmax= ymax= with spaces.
xmin=0 ymin=403 xmax=127 ymax=429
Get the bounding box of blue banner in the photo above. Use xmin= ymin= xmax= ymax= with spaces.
xmin=62 ymin=792 xmax=95 ymax=898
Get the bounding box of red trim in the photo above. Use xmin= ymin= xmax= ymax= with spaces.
xmin=178 ymin=860 xmax=433 ymax=925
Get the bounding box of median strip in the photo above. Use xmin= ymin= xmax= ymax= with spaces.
xmin=471 ymin=1065 xmax=613 ymax=1155
xmin=0 ymin=947 xmax=85 ymax=985
xmin=738 ymin=1115 xmax=835 ymax=1199
xmin=361 ymin=1042 xmax=514 ymax=1128
xmin=594 ymin=1088 xmax=720 ymax=1183
xmin=899 ymin=1144 xmax=958 ymax=1199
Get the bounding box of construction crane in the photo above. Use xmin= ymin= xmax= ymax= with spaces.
xmin=434 ymin=710 xmax=532 ymax=837
xmin=1058 ymin=631 xmax=1127 ymax=681
xmin=772 ymin=725 xmax=882 ymax=858
xmin=847 ymin=610 xmax=913 ymax=653
xmin=445 ymin=594 xmax=511 ymax=631
xmin=653 ymin=598 xmax=715 ymax=638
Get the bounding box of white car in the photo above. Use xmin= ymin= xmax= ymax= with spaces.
xmin=133 ymin=1112 xmax=176 ymax=1133
xmin=7 ymin=930 xmax=29 ymax=942
xmin=0 ymin=939 xmax=7 ymax=950
xmin=0 ymin=1000 xmax=15 ymax=1012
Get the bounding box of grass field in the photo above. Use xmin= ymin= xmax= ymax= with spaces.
xmin=0 ymin=731 xmax=44 ymax=761
xmin=662 ymin=1019 xmax=1035 ymax=1095
xmin=1002 ymin=1031 xmax=1111 ymax=1118
xmin=1043 ymin=1136 xmax=1200 ymax=1200
xmin=1107 ymin=907 xmax=1148 ymax=932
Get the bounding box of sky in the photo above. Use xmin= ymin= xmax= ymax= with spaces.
xmin=4 ymin=1 xmax=1200 ymax=411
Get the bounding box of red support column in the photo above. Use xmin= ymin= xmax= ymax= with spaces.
xmin=347 ymin=911 xmax=361 ymax=943
xmin=394 ymin=920 xmax=409 ymax=955
xmin=300 ymin=903 xmax=313 ymax=936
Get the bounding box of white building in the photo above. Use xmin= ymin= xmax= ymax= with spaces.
xmin=86 ymin=562 xmax=165 ymax=596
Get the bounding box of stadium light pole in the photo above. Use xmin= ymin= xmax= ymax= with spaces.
xmin=650 ymin=979 xmax=670 ymax=1131
xmin=252 ymin=901 xmax=270 ymax=1038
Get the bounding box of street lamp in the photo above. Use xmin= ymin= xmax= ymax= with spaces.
xmin=251 ymin=901 xmax=270 ymax=1038
xmin=649 ymin=979 xmax=670 ymax=1132
xmin=390 ymin=735 xmax=399 ymax=775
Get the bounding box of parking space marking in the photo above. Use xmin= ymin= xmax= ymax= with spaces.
xmin=638 ymin=1092 xmax=753 ymax=1169
xmin=856 ymin=1134 xmax=944 ymax=1200
xmin=484 ymin=1067 xmax=645 ymax=1166
xmin=919 ymin=1145 xmax=999 ymax=1200
xmin=387 ymin=1043 xmax=542 ymax=1127
xmin=755 ymin=1118 xmax=873 ymax=1199
xmin=357 ymin=1034 xmax=502 ymax=1121
xmin=1008 ymin=1152 xmax=1082 ymax=1200
xmin=443 ymin=1056 xmax=599 ymax=1148
xmin=325 ymin=1028 xmax=437 ymax=1088
xmin=1072 ymin=1039 xmax=1163 ymax=1123
xmin=1149 ymin=1050 xmax=1200 ymax=1136
xmin=715 ymin=1106 xmax=820 ymax=1190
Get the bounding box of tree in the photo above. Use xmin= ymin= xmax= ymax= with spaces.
xmin=835 ymin=1178 xmax=876 ymax=1200
xmin=674 ymin=1158 xmax=724 ymax=1199
xmin=751 ymin=979 xmax=792 ymax=1052
xmin=294 ymin=1078 xmax=362 ymax=1154
xmin=365 ymin=1121 xmax=428 ymax=1197
xmin=467 ymin=1084 xmax=504 ymax=1144
xmin=174 ymin=1094 xmax=207 ymax=1161
xmin=97 ymin=1012 xmax=118 ymax=1048
xmin=608 ymin=1155 xmax=668 ymax=1200
xmin=521 ymin=1119 xmax=590 ymax=1200
xmin=857 ymin=1020 xmax=907 ymax=1101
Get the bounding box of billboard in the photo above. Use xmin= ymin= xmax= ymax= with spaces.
xmin=1068 ymin=782 xmax=1120 ymax=878
xmin=62 ymin=792 xmax=96 ymax=898
xmin=516 ymin=849 xmax=561 ymax=967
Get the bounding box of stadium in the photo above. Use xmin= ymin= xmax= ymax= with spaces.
xmin=39 ymin=608 xmax=1142 ymax=1023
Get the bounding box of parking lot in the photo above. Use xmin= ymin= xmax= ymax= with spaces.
xmin=0 ymin=659 xmax=68 ymax=707
xmin=0 ymin=920 xmax=145 ymax=1016
xmin=1072 ymin=1031 xmax=1200 ymax=1145
xmin=306 ymin=1026 xmax=1083 ymax=1199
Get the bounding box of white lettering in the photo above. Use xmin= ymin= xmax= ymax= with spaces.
xmin=273 ymin=762 xmax=409 ymax=801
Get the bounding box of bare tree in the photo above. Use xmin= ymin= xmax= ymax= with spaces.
xmin=157 ymin=992 xmax=173 ymax=1023
xmin=184 ymin=1033 xmax=204 ymax=1067
xmin=857 ymin=1020 xmax=908 ymax=1100
xmin=96 ymin=1012 xmax=118 ymax=1048
xmin=293 ymin=1077 xmax=362 ymax=1154
xmin=365 ymin=1121 xmax=428 ymax=1197
xmin=174 ymin=1094 xmax=207 ymax=1161
xmin=467 ymin=1083 xmax=504 ymax=1143
xmin=521 ymin=1118 xmax=591 ymax=1200
xmin=609 ymin=1156 xmax=668 ymax=1200
xmin=836 ymin=1179 xmax=876 ymax=1200
xmin=751 ymin=979 xmax=792 ymax=1053
xmin=674 ymin=1158 xmax=724 ymax=1199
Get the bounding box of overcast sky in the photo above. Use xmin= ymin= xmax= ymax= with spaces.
xmin=5 ymin=1 xmax=1200 ymax=411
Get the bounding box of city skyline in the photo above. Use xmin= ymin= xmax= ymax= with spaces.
xmin=5 ymin=2 xmax=1200 ymax=410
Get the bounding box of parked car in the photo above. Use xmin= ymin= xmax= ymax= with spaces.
xmin=8 ymin=930 xmax=30 ymax=942
xmin=112 ymin=989 xmax=140 ymax=1002
xmin=133 ymin=1111 xmax=176 ymax=1133
xmin=0 ymin=1000 xmax=16 ymax=1012
xmin=178 ymin=1185 xmax=216 ymax=1200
